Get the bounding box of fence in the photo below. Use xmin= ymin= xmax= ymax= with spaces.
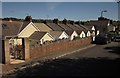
xmin=30 ymin=37 xmax=92 ymax=59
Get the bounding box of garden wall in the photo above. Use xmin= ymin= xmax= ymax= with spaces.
xmin=30 ymin=37 xmax=92 ymax=60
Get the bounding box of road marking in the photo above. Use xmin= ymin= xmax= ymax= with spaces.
xmin=54 ymin=44 xmax=96 ymax=59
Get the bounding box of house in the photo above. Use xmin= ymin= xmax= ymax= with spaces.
xmin=46 ymin=23 xmax=64 ymax=31
xmin=76 ymin=30 xmax=86 ymax=38
xmin=2 ymin=20 xmax=31 ymax=64
xmin=34 ymin=23 xmax=52 ymax=32
xmin=17 ymin=16 xmax=40 ymax=38
xmin=58 ymin=23 xmax=73 ymax=31
xmin=2 ymin=21 xmax=22 ymax=39
xmin=84 ymin=20 xmax=113 ymax=35
xmin=58 ymin=23 xmax=78 ymax=40
xmin=29 ymin=31 xmax=54 ymax=44
xmin=82 ymin=25 xmax=95 ymax=36
xmin=49 ymin=31 xmax=69 ymax=41
xmin=18 ymin=21 xmax=40 ymax=38
xmin=65 ymin=30 xmax=78 ymax=40
xmin=85 ymin=30 xmax=91 ymax=37
xmin=2 ymin=20 xmax=23 ymax=45
xmin=74 ymin=24 xmax=91 ymax=37
xmin=66 ymin=23 xmax=86 ymax=38
xmin=113 ymin=21 xmax=120 ymax=34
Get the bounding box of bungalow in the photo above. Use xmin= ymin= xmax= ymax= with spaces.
xmin=76 ymin=30 xmax=86 ymax=38
xmin=66 ymin=23 xmax=86 ymax=38
xmin=34 ymin=23 xmax=52 ymax=32
xmin=17 ymin=16 xmax=41 ymax=38
xmin=58 ymin=23 xmax=78 ymax=40
xmin=2 ymin=20 xmax=23 ymax=45
xmin=74 ymin=24 xmax=91 ymax=37
xmin=2 ymin=20 xmax=31 ymax=64
xmin=46 ymin=22 xmax=64 ymax=31
xmin=58 ymin=23 xmax=73 ymax=31
xmin=82 ymin=25 xmax=95 ymax=35
xmin=29 ymin=31 xmax=54 ymax=45
xmin=49 ymin=31 xmax=69 ymax=41
xmin=18 ymin=21 xmax=40 ymax=38
xmin=65 ymin=30 xmax=78 ymax=40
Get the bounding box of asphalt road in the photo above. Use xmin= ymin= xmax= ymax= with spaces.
xmin=62 ymin=42 xmax=120 ymax=59
xmin=10 ymin=42 xmax=120 ymax=77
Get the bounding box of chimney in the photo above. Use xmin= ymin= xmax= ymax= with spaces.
xmin=25 ymin=16 xmax=32 ymax=22
xmin=53 ymin=18 xmax=59 ymax=24
xmin=63 ymin=19 xmax=67 ymax=25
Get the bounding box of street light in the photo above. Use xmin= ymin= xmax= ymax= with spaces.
xmin=117 ymin=1 xmax=120 ymax=21
xmin=117 ymin=1 xmax=120 ymax=35
xmin=101 ymin=10 xmax=107 ymax=17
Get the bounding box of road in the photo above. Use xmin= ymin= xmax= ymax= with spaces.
xmin=10 ymin=42 xmax=120 ymax=77
xmin=62 ymin=42 xmax=120 ymax=59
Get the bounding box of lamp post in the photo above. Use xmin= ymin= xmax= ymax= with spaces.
xmin=116 ymin=0 xmax=120 ymax=47
xmin=101 ymin=10 xmax=107 ymax=17
xmin=117 ymin=1 xmax=120 ymax=21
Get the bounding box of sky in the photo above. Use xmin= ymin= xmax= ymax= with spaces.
xmin=1 ymin=0 xmax=116 ymax=2
xmin=2 ymin=2 xmax=119 ymax=21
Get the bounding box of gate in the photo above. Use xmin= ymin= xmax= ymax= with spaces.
xmin=9 ymin=38 xmax=25 ymax=60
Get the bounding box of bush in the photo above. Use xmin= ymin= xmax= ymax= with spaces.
xmin=73 ymin=36 xmax=80 ymax=40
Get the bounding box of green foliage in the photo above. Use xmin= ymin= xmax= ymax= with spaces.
xmin=80 ymin=21 xmax=85 ymax=25
xmin=103 ymin=27 xmax=108 ymax=34
xmin=2 ymin=17 xmax=23 ymax=21
xmin=73 ymin=36 xmax=80 ymax=40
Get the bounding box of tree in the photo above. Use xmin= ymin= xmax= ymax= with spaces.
xmin=63 ymin=18 xmax=67 ymax=25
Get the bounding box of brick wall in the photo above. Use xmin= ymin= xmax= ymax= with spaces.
xmin=30 ymin=37 xmax=92 ymax=60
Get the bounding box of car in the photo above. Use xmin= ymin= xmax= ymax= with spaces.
xmin=95 ymin=34 xmax=111 ymax=44
xmin=114 ymin=36 xmax=120 ymax=42
xmin=107 ymin=34 xmax=115 ymax=41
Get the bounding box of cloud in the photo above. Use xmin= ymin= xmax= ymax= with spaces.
xmin=46 ymin=2 xmax=62 ymax=11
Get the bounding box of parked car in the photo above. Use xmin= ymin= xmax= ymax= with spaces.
xmin=114 ymin=36 xmax=120 ymax=42
xmin=108 ymin=31 xmax=116 ymax=40
xmin=95 ymin=34 xmax=111 ymax=44
xmin=108 ymin=34 xmax=115 ymax=41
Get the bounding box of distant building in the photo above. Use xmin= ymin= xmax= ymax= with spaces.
xmin=84 ymin=18 xmax=114 ymax=34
